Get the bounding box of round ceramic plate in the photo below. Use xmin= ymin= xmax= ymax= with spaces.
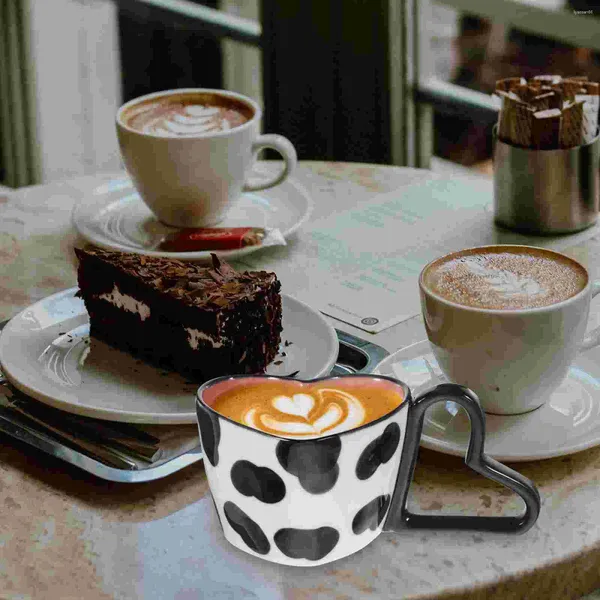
xmin=71 ymin=166 xmax=312 ymax=261
xmin=374 ymin=339 xmax=600 ymax=462
xmin=0 ymin=288 xmax=337 ymax=424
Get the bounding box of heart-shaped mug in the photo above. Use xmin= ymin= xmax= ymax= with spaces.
xmin=196 ymin=375 xmax=541 ymax=566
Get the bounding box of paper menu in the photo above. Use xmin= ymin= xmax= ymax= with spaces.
xmin=233 ymin=176 xmax=599 ymax=333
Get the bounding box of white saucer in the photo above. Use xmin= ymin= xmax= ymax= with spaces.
xmin=373 ymin=339 xmax=600 ymax=462
xmin=72 ymin=166 xmax=312 ymax=261
xmin=0 ymin=288 xmax=337 ymax=424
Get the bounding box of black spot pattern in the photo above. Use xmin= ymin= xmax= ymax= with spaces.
xmin=223 ymin=501 xmax=270 ymax=555
xmin=276 ymin=437 xmax=341 ymax=494
xmin=356 ymin=423 xmax=401 ymax=480
xmin=352 ymin=495 xmax=391 ymax=534
xmin=274 ymin=527 xmax=339 ymax=561
xmin=196 ymin=403 xmax=221 ymax=467
xmin=230 ymin=460 xmax=286 ymax=504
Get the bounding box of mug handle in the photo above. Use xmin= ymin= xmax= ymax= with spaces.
xmin=243 ymin=134 xmax=298 ymax=192
xmin=580 ymin=281 xmax=600 ymax=351
xmin=384 ymin=383 xmax=541 ymax=534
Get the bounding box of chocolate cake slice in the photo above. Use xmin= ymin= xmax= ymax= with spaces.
xmin=74 ymin=247 xmax=282 ymax=382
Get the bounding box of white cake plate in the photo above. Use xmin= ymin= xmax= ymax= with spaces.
xmin=0 ymin=288 xmax=337 ymax=424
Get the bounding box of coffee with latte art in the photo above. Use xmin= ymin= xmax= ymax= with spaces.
xmin=210 ymin=379 xmax=405 ymax=438
xmin=422 ymin=246 xmax=587 ymax=310
xmin=122 ymin=91 xmax=253 ymax=137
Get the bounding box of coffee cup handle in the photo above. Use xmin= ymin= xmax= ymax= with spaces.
xmin=243 ymin=134 xmax=298 ymax=192
xmin=580 ymin=281 xmax=600 ymax=351
xmin=383 ymin=383 xmax=541 ymax=534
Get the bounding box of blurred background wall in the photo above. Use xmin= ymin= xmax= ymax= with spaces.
xmin=1 ymin=0 xmax=598 ymax=187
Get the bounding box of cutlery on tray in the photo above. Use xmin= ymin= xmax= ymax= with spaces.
xmin=0 ymin=378 xmax=164 ymax=469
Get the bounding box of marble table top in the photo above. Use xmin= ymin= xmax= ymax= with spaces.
xmin=2 ymin=162 xmax=600 ymax=599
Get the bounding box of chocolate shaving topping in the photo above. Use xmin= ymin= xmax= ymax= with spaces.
xmin=76 ymin=246 xmax=279 ymax=310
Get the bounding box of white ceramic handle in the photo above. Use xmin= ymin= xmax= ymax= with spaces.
xmin=580 ymin=281 xmax=600 ymax=351
xmin=243 ymin=134 xmax=297 ymax=192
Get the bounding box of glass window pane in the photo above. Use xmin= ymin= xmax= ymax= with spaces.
xmin=430 ymin=1 xmax=599 ymax=176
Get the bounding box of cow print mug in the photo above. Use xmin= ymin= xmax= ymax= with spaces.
xmin=196 ymin=375 xmax=541 ymax=566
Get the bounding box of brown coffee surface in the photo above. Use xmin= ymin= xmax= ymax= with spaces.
xmin=210 ymin=379 xmax=404 ymax=438
xmin=123 ymin=92 xmax=253 ymax=136
xmin=423 ymin=246 xmax=587 ymax=309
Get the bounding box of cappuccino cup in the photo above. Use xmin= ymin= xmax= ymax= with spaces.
xmin=116 ymin=89 xmax=297 ymax=228
xmin=420 ymin=245 xmax=600 ymax=415
xmin=196 ymin=374 xmax=540 ymax=566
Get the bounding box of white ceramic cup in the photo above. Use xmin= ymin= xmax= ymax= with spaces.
xmin=116 ymin=88 xmax=297 ymax=228
xmin=419 ymin=245 xmax=600 ymax=415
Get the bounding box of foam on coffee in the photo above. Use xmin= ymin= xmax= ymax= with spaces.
xmin=210 ymin=379 xmax=404 ymax=438
xmin=123 ymin=92 xmax=253 ymax=136
xmin=423 ymin=246 xmax=587 ymax=310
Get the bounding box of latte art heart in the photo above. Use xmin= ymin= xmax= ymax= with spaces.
xmin=272 ymin=394 xmax=315 ymax=418
xmin=209 ymin=378 xmax=405 ymax=439
xmin=244 ymin=389 xmax=366 ymax=437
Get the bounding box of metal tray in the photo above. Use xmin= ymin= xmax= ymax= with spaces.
xmin=0 ymin=325 xmax=388 ymax=483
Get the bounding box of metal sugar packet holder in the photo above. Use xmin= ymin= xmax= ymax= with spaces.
xmin=493 ymin=126 xmax=600 ymax=235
